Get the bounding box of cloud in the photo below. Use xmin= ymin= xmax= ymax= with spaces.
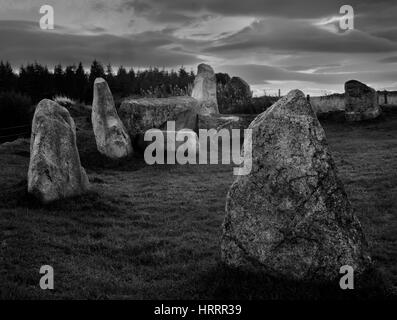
xmin=217 ymin=64 xmax=346 ymax=84
xmin=1 ymin=0 xmax=397 ymax=94
xmin=117 ymin=0 xmax=386 ymax=18
xmin=217 ymin=63 xmax=397 ymax=87
xmin=113 ymin=0 xmax=397 ymax=55
xmin=0 ymin=20 xmax=200 ymax=68
xmin=205 ymin=18 xmax=397 ymax=55
xmin=284 ymin=64 xmax=341 ymax=72
xmin=101 ymin=0 xmax=206 ymax=25
xmin=379 ymin=56 xmax=397 ymax=63
xmin=372 ymin=28 xmax=397 ymax=42
xmin=85 ymin=26 xmax=107 ymax=34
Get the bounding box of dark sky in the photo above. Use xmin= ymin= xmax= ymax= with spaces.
xmin=1 ymin=0 xmax=397 ymax=95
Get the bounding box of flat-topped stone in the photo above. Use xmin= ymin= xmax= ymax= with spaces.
xmin=119 ymin=96 xmax=199 ymax=150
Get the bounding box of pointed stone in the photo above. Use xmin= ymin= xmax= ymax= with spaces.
xmin=92 ymin=78 xmax=133 ymax=159
xmin=222 ymin=89 xmax=370 ymax=281
xmin=191 ymin=63 xmax=219 ymax=115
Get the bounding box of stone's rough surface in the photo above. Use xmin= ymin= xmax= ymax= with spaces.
xmin=92 ymin=78 xmax=132 ymax=159
xmin=222 ymin=90 xmax=369 ymax=281
xmin=230 ymin=76 xmax=252 ymax=98
xmin=191 ymin=63 xmax=219 ymax=115
xmin=345 ymin=80 xmax=381 ymax=121
xmin=119 ymin=96 xmax=199 ymax=149
xmin=28 ymin=99 xmax=90 ymax=204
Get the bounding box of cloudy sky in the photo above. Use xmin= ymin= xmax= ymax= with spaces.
xmin=1 ymin=0 xmax=397 ymax=96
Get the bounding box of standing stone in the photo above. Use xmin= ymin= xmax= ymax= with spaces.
xmin=191 ymin=63 xmax=219 ymax=115
xmin=92 ymin=78 xmax=132 ymax=159
xmin=28 ymin=99 xmax=90 ymax=203
xmin=222 ymin=90 xmax=369 ymax=281
xmin=230 ymin=76 xmax=252 ymax=98
xmin=345 ymin=80 xmax=381 ymax=121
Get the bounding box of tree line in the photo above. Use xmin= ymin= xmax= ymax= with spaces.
xmin=0 ymin=59 xmax=277 ymax=141
xmin=0 ymin=60 xmax=196 ymax=104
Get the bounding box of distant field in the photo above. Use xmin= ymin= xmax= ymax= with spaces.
xmin=0 ymin=110 xmax=396 ymax=299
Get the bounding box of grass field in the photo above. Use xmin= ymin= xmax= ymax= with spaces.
xmin=0 ymin=109 xmax=396 ymax=300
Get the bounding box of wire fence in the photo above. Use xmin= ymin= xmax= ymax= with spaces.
xmin=0 ymin=124 xmax=31 ymax=140
xmin=0 ymin=116 xmax=89 ymax=141
xmin=0 ymin=132 xmax=30 ymax=139
xmin=0 ymin=124 xmax=31 ymax=130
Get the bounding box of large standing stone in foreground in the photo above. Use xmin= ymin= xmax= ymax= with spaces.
xmin=28 ymin=99 xmax=90 ymax=203
xmin=230 ymin=76 xmax=252 ymax=98
xmin=92 ymin=78 xmax=132 ymax=159
xmin=119 ymin=96 xmax=199 ymax=149
xmin=222 ymin=90 xmax=369 ymax=281
xmin=345 ymin=80 xmax=381 ymax=121
xmin=191 ymin=63 xmax=219 ymax=115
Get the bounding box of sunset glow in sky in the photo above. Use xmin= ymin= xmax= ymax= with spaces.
xmin=1 ymin=0 xmax=397 ymax=96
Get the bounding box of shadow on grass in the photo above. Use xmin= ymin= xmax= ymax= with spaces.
xmin=0 ymin=179 xmax=121 ymax=213
xmin=80 ymin=150 xmax=147 ymax=173
xmin=319 ymin=106 xmax=397 ymax=127
xmin=191 ymin=263 xmax=394 ymax=300
xmin=76 ymin=128 xmax=147 ymax=173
